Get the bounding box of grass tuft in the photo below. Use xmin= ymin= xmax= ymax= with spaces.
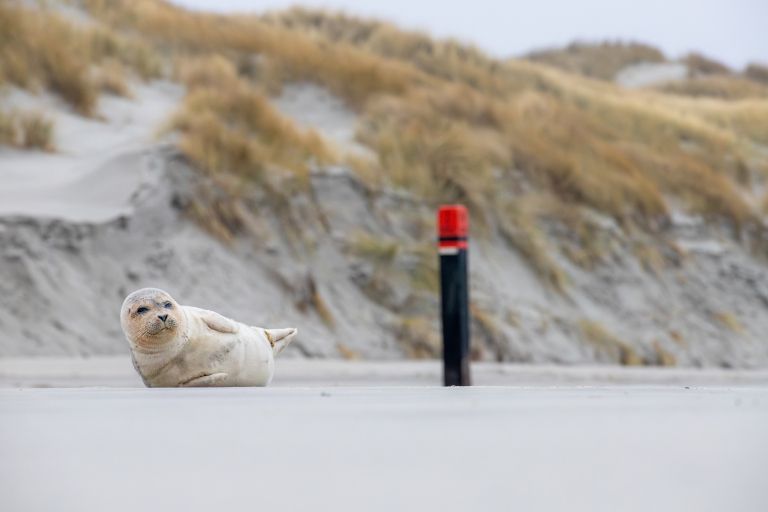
xmin=169 ymin=77 xmax=336 ymax=181
xmin=397 ymin=316 xmax=441 ymax=359
xmin=19 ymin=111 xmax=55 ymax=150
xmin=711 ymin=311 xmax=745 ymax=334
xmin=499 ymin=200 xmax=569 ymax=292
xmin=652 ymin=341 xmax=677 ymax=366
xmin=62 ymin=1 xmax=768 ymax=289
xmin=655 ymin=76 xmax=768 ymax=100
xmin=745 ymin=63 xmax=768 ymax=85
xmin=346 ymin=232 xmax=399 ymax=266
xmin=683 ymin=52 xmax=731 ymax=76
xmin=0 ymin=109 xmax=55 ymax=151
xmin=95 ymin=60 xmax=133 ymax=97
xmin=578 ymin=319 xmax=642 ymax=365
xmin=0 ymin=3 xmax=98 ymax=115
xmin=176 ymin=54 xmax=239 ymax=90
xmin=525 ymin=41 xmax=666 ymax=80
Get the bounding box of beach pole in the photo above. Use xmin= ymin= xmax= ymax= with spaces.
xmin=438 ymin=205 xmax=471 ymax=386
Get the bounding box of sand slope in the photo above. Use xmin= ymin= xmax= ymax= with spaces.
xmin=2 ymin=384 xmax=767 ymax=512
xmin=1 ymin=19 xmax=767 ymax=365
xmin=0 ymin=83 xmax=182 ymax=222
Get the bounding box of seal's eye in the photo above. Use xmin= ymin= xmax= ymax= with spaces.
xmin=163 ymin=302 xmax=173 ymax=309
xmin=136 ymin=307 xmax=149 ymax=315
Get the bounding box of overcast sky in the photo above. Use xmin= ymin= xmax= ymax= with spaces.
xmin=170 ymin=0 xmax=766 ymax=70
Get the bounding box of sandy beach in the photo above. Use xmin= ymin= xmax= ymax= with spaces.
xmin=2 ymin=378 xmax=767 ymax=512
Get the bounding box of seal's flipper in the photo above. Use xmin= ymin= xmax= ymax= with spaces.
xmin=187 ymin=307 xmax=239 ymax=334
xmin=264 ymin=328 xmax=298 ymax=355
xmin=179 ymin=372 xmax=229 ymax=387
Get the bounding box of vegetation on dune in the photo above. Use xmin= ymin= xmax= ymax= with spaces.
xmin=75 ymin=0 xmax=768 ymax=288
xmin=83 ymin=0 xmax=423 ymax=106
xmin=578 ymin=319 xmax=644 ymax=366
xmin=746 ymin=63 xmax=768 ymax=85
xmin=682 ymin=52 xmax=731 ymax=76
xmin=3 ymin=1 xmax=768 ymax=299
xmin=169 ymin=67 xmax=335 ymax=182
xmin=0 ymin=3 xmax=161 ymax=115
xmin=0 ymin=108 xmax=55 ymax=151
xmin=525 ymin=41 xmax=666 ymax=80
xmin=654 ymin=75 xmax=768 ymax=100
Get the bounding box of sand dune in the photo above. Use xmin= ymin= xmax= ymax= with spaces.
xmin=0 ymin=82 xmax=181 ymax=222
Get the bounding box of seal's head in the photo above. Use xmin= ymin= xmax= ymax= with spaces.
xmin=120 ymin=288 xmax=187 ymax=351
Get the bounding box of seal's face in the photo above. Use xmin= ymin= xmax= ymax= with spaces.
xmin=120 ymin=288 xmax=186 ymax=350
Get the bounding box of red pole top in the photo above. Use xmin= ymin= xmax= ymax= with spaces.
xmin=438 ymin=205 xmax=469 ymax=245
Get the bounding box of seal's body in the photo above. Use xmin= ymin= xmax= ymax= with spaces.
xmin=120 ymin=288 xmax=297 ymax=387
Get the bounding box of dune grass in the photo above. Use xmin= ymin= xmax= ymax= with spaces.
xmin=746 ymin=64 xmax=768 ymax=85
xmin=95 ymin=60 xmax=133 ymax=97
xmin=169 ymin=72 xmax=335 ymax=182
xmin=0 ymin=3 xmax=162 ymax=116
xmin=682 ymin=52 xmax=731 ymax=76
xmin=525 ymin=41 xmax=666 ymax=80
xmin=397 ymin=316 xmax=441 ymax=358
xmin=652 ymin=341 xmax=677 ymax=366
xmin=712 ymin=311 xmax=745 ymax=334
xmin=655 ymin=76 xmax=768 ymax=100
xmin=55 ymin=1 xmax=767 ymax=288
xmin=83 ymin=0 xmax=423 ymax=106
xmin=0 ymin=108 xmax=55 ymax=151
xmin=578 ymin=319 xmax=643 ymax=366
xmin=0 ymin=3 xmax=98 ymax=115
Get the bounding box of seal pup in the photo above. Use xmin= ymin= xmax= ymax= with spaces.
xmin=120 ymin=288 xmax=297 ymax=387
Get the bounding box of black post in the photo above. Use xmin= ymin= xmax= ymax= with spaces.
xmin=438 ymin=205 xmax=471 ymax=386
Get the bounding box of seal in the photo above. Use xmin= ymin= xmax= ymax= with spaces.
xmin=120 ymin=288 xmax=297 ymax=387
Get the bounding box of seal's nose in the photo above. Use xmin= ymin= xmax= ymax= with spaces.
xmin=158 ymin=314 xmax=168 ymax=322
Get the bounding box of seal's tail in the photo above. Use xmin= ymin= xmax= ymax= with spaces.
xmin=264 ymin=328 xmax=298 ymax=355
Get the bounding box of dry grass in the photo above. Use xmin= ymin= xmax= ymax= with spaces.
xmin=578 ymin=319 xmax=643 ymax=365
xmin=80 ymin=2 xmax=766 ymax=230
xmin=95 ymin=60 xmax=133 ymax=97
xmin=175 ymin=54 xmax=239 ymax=90
xmin=683 ymin=52 xmax=731 ymax=76
xmin=652 ymin=341 xmax=677 ymax=366
xmin=745 ymin=63 xmax=768 ymax=85
xmin=289 ymin=274 xmax=337 ymax=328
xmin=711 ymin=311 xmax=745 ymax=334
xmin=87 ymin=27 xmax=163 ymax=80
xmin=0 ymin=3 xmax=98 ymax=115
xmin=526 ymin=41 xmax=666 ymax=80
xmin=0 ymin=109 xmax=55 ymax=151
xmin=169 ymin=75 xmax=335 ymax=181
xmin=84 ymin=0 xmax=423 ymax=107
xmin=669 ymin=330 xmax=687 ymax=348
xmin=346 ymin=232 xmax=400 ymax=266
xmin=0 ymin=3 xmax=163 ymax=116
xmin=264 ymin=7 xmax=508 ymax=95
xmin=346 ymin=232 xmax=439 ymax=303
xmin=311 ymin=288 xmax=336 ymax=329
xmin=336 ymin=343 xmax=361 ymax=360
xmin=19 ymin=111 xmax=55 ymax=150
xmin=470 ymin=304 xmax=507 ymax=361
xmin=0 ymin=110 xmax=14 ymax=146
xmin=68 ymin=1 xmax=768 ymax=283
xmin=655 ymin=76 xmax=768 ymax=100
xmin=397 ymin=316 xmax=441 ymax=359
xmin=184 ymin=191 xmax=251 ymax=244
xmin=499 ymin=200 xmax=568 ymax=292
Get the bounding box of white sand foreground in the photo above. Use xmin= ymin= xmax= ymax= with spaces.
xmin=1 ymin=379 xmax=766 ymax=512
xmin=3 ymin=356 xmax=768 ymax=387
xmin=2 ymin=360 xmax=768 ymax=512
